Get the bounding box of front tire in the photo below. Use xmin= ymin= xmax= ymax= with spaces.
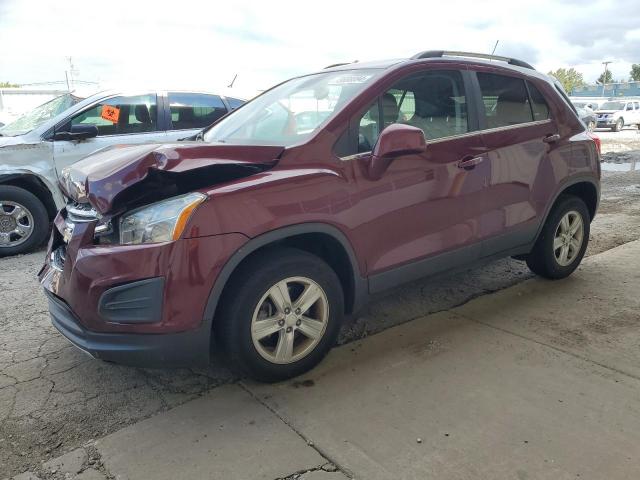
xmin=218 ymin=248 xmax=344 ymax=382
xmin=0 ymin=185 xmax=49 ymax=257
xmin=612 ymin=118 xmax=624 ymax=132
xmin=525 ymin=195 xmax=590 ymax=279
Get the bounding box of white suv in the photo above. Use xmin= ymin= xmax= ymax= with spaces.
xmin=595 ymin=99 xmax=640 ymax=132
xmin=0 ymin=90 xmax=243 ymax=255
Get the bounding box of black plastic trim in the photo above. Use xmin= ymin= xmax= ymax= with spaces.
xmin=98 ymin=277 xmax=164 ymax=324
xmin=45 ymin=289 xmax=209 ymax=367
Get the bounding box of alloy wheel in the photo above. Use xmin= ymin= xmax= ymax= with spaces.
xmin=0 ymin=201 xmax=34 ymax=248
xmin=553 ymin=210 xmax=584 ymax=267
xmin=251 ymin=276 xmax=329 ymax=364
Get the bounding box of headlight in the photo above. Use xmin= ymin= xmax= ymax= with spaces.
xmin=119 ymin=193 xmax=206 ymax=245
xmin=60 ymin=167 xmax=88 ymax=203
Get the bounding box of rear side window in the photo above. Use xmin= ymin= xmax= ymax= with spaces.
xmin=478 ymin=73 xmax=533 ymax=128
xmin=168 ymin=93 xmax=227 ymax=130
xmin=526 ymin=81 xmax=550 ymax=121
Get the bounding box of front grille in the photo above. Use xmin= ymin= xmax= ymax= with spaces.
xmin=66 ymin=202 xmax=98 ymax=223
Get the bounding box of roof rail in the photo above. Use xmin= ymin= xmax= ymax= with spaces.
xmin=411 ymin=50 xmax=535 ymax=70
xmin=324 ymin=62 xmax=352 ymax=69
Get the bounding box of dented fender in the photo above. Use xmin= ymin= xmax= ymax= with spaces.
xmin=0 ymin=139 xmax=65 ymax=208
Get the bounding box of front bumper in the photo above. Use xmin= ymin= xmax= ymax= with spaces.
xmin=44 ymin=289 xmax=210 ymax=367
xmin=39 ymin=208 xmax=248 ymax=367
xmin=596 ymin=117 xmax=616 ymax=126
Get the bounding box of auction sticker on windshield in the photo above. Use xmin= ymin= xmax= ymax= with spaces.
xmin=101 ymin=105 xmax=120 ymax=123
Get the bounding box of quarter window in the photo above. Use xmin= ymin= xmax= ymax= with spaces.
xmin=168 ymin=93 xmax=227 ymax=130
xmin=226 ymin=97 xmax=245 ymax=110
xmin=68 ymin=94 xmax=157 ymax=136
xmin=526 ymin=81 xmax=550 ymax=121
xmin=477 ymin=73 xmax=533 ymax=128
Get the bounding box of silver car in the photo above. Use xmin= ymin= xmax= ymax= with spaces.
xmin=0 ymin=90 xmax=244 ymax=255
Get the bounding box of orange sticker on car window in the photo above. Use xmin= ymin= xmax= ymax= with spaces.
xmin=101 ymin=105 xmax=120 ymax=123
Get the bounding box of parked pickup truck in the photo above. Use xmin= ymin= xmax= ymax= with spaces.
xmin=595 ymin=99 xmax=640 ymax=131
xmin=0 ymin=90 xmax=244 ymax=255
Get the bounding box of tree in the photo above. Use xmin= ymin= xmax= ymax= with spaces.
xmin=547 ymin=68 xmax=587 ymax=93
xmin=630 ymin=64 xmax=640 ymax=82
xmin=0 ymin=81 xmax=19 ymax=88
xmin=597 ymin=69 xmax=613 ymax=84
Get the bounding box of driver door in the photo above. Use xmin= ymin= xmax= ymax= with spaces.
xmin=52 ymin=93 xmax=166 ymax=176
xmin=345 ymin=69 xmax=489 ymax=288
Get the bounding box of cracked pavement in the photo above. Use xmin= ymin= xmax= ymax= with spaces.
xmin=2 ymin=136 xmax=640 ymax=477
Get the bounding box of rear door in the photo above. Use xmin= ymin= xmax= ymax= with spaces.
xmin=52 ymin=93 xmax=164 ymax=175
xmin=164 ymin=92 xmax=228 ymax=141
xmin=471 ymin=69 xmax=562 ymax=256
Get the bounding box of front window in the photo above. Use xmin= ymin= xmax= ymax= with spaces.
xmin=0 ymin=93 xmax=83 ymax=137
xmin=355 ymin=70 xmax=469 ymax=153
xmin=599 ymin=101 xmax=625 ymax=111
xmin=60 ymin=94 xmax=157 ymax=136
xmin=203 ymin=69 xmax=381 ymax=146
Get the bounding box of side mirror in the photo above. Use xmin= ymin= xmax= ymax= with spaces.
xmin=369 ymin=124 xmax=426 ymax=179
xmin=54 ymin=125 xmax=98 ymax=141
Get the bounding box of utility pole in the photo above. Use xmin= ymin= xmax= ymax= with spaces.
xmin=601 ymin=61 xmax=612 ymax=96
xmin=65 ymin=57 xmax=78 ymax=91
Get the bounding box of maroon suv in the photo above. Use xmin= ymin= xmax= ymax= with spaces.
xmin=39 ymin=50 xmax=600 ymax=381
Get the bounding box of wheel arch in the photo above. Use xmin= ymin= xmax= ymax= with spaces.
xmin=203 ymin=223 xmax=368 ymax=344
xmin=560 ymin=180 xmax=599 ymax=221
xmin=533 ymin=175 xmax=599 ymax=245
xmin=0 ymin=173 xmax=59 ymax=220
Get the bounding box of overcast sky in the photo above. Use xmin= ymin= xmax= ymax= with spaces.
xmin=1 ymin=0 xmax=638 ymax=98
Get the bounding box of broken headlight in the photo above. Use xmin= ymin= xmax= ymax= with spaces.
xmin=119 ymin=193 xmax=206 ymax=245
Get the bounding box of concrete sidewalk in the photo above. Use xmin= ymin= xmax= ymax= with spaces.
xmin=11 ymin=240 xmax=640 ymax=480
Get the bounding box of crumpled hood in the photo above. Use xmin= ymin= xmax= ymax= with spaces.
xmin=61 ymin=142 xmax=284 ymax=214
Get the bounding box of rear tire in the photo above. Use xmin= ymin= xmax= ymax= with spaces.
xmin=0 ymin=185 xmax=49 ymax=257
xmin=217 ymin=247 xmax=344 ymax=382
xmin=525 ymin=195 xmax=590 ymax=279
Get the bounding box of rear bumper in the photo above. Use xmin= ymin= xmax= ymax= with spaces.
xmin=44 ymin=289 xmax=210 ymax=367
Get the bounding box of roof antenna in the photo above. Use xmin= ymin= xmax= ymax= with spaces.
xmin=490 ymin=40 xmax=499 ymax=61
xmin=227 ymin=73 xmax=238 ymax=89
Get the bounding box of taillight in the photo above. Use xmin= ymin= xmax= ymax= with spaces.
xmin=587 ymin=132 xmax=601 ymax=155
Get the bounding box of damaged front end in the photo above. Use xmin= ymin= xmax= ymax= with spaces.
xmin=56 ymin=142 xmax=283 ymax=245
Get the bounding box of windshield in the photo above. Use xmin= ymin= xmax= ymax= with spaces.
xmin=204 ymin=69 xmax=380 ymax=146
xmin=599 ymin=101 xmax=625 ymax=111
xmin=0 ymin=93 xmax=83 ymax=137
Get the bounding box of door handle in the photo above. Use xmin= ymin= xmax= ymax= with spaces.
xmin=543 ymin=133 xmax=561 ymax=143
xmin=457 ymin=156 xmax=484 ymax=170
